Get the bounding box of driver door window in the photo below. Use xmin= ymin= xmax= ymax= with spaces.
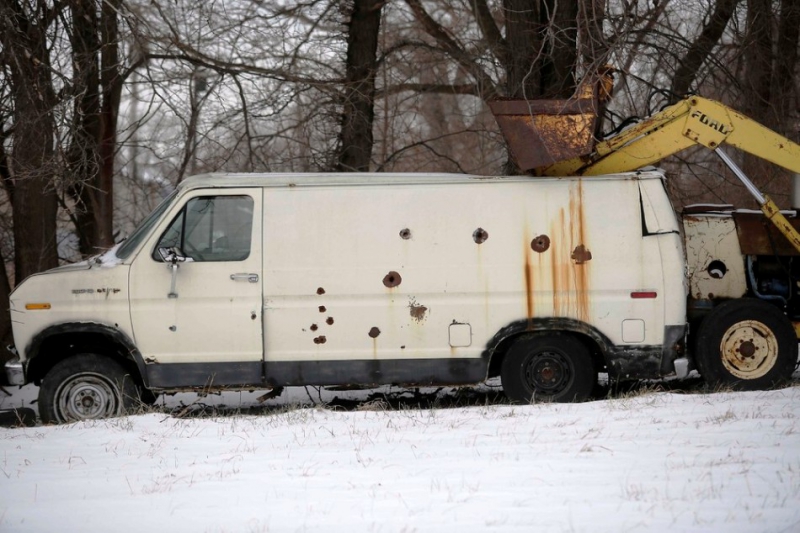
xmin=155 ymin=195 xmax=254 ymax=262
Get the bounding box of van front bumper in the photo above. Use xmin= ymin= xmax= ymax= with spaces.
xmin=4 ymin=357 xmax=25 ymax=386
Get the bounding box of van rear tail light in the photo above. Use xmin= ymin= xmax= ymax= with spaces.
xmin=630 ymin=291 xmax=657 ymax=299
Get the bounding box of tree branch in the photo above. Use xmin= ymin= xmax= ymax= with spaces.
xmin=470 ymin=0 xmax=509 ymax=66
xmin=377 ymin=83 xmax=482 ymax=97
xmin=670 ymin=0 xmax=740 ymax=100
xmin=404 ymin=0 xmax=498 ymax=99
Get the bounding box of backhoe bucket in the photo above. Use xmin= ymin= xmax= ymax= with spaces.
xmin=488 ymin=86 xmax=599 ymax=171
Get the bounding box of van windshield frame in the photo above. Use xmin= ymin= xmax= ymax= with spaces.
xmin=116 ymin=190 xmax=179 ymax=260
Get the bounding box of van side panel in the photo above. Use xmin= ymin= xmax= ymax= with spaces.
xmin=262 ymin=176 xmax=673 ymax=384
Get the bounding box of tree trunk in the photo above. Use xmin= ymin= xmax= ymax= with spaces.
xmin=742 ymin=0 xmax=783 ymax=203
xmin=579 ymin=0 xmax=607 ymax=67
xmin=67 ymin=0 xmax=119 ymax=256
xmin=540 ymin=0 xmax=579 ymax=98
xmin=336 ymin=0 xmax=384 ymax=172
xmin=772 ymin=0 xmax=799 ymax=134
xmin=97 ymin=0 xmax=121 ymax=247
xmin=0 ymin=1 xmax=59 ymax=280
xmin=67 ymin=0 xmax=103 ymax=255
xmin=503 ymin=0 xmax=542 ymax=98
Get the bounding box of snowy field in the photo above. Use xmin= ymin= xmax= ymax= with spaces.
xmin=2 ymin=379 xmax=800 ymax=533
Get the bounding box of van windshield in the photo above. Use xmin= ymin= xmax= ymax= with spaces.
xmin=116 ymin=190 xmax=179 ymax=260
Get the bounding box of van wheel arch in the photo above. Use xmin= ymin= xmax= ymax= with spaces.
xmin=26 ymin=324 xmax=147 ymax=389
xmin=485 ymin=319 xmax=608 ymax=381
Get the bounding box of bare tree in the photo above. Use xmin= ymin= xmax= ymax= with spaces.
xmin=336 ymin=0 xmax=385 ymax=171
xmin=0 ymin=2 xmax=60 ymax=280
xmin=65 ymin=0 xmax=125 ymax=255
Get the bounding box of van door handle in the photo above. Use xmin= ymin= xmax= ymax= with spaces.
xmin=230 ymin=273 xmax=259 ymax=283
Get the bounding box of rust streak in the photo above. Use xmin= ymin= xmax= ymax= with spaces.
xmin=569 ymin=180 xmax=591 ymax=322
xmin=550 ymin=209 xmax=566 ymax=316
xmin=524 ymin=239 xmax=534 ymax=326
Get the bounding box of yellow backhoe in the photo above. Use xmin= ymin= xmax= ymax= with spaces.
xmin=489 ymin=85 xmax=800 ymax=254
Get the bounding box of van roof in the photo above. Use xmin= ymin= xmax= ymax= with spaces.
xmin=178 ymin=170 xmax=665 ymax=190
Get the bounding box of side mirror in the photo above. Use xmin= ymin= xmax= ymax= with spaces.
xmin=158 ymin=246 xmax=186 ymax=265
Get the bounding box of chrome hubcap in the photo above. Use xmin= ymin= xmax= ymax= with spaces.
xmin=55 ymin=373 xmax=121 ymax=422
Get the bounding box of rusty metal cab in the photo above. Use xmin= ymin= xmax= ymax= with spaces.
xmin=683 ymin=205 xmax=800 ymax=319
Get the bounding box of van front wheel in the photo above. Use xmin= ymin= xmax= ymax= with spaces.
xmin=39 ymin=354 xmax=139 ymax=424
xmin=501 ymin=333 xmax=595 ymax=403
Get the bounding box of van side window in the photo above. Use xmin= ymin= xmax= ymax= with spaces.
xmin=154 ymin=195 xmax=254 ymax=262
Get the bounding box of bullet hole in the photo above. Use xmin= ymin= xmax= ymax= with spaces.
xmin=473 ymin=228 xmax=489 ymax=244
xmin=383 ymin=271 xmax=402 ymax=288
xmin=326 ymin=317 xmax=334 ymax=325
xmin=400 ymin=345 xmax=406 ymax=350
xmin=319 ymin=306 xmax=326 ymax=313
xmin=708 ymin=260 xmax=727 ymax=279
xmin=316 ymin=287 xmax=326 ymax=295
xmin=571 ymin=244 xmax=593 ymax=264
xmin=399 ymin=228 xmax=412 ymax=240
xmin=310 ymin=324 xmax=318 ymax=331
xmin=531 ymin=235 xmax=550 ymax=253
xmin=368 ymin=327 xmax=381 ymax=338
xmin=313 ymin=336 xmax=327 ymax=344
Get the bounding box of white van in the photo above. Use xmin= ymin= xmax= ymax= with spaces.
xmin=7 ymin=171 xmax=688 ymax=422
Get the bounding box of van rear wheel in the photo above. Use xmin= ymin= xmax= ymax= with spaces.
xmin=694 ymin=298 xmax=797 ymax=390
xmin=501 ymin=333 xmax=595 ymax=403
xmin=38 ymin=354 xmax=139 ymax=424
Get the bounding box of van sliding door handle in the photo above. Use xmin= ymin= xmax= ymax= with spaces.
xmin=230 ymin=273 xmax=259 ymax=283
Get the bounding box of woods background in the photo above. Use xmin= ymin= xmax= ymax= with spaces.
xmin=1 ymin=0 xmax=799 ymax=365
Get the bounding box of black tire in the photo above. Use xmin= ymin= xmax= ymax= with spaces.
xmin=501 ymin=333 xmax=595 ymax=403
xmin=694 ymin=298 xmax=797 ymax=390
xmin=38 ymin=354 xmax=139 ymax=424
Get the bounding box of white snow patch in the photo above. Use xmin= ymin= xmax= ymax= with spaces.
xmin=2 ymin=384 xmax=800 ymax=532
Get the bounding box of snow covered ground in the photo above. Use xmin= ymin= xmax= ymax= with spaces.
xmin=2 ymin=380 xmax=800 ymax=533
